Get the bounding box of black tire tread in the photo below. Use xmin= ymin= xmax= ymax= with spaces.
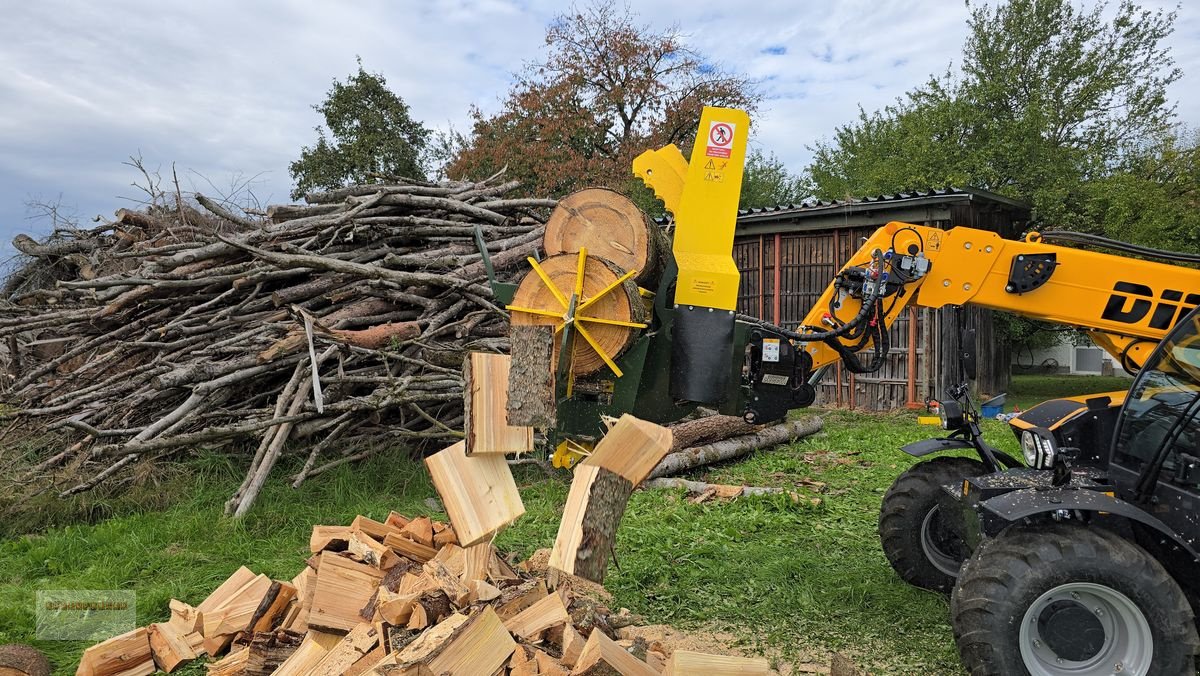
xmin=878 ymin=456 xmax=986 ymax=593
xmin=950 ymin=522 xmax=1199 ymax=676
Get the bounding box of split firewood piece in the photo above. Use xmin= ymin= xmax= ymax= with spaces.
xmin=252 ymin=581 xmax=299 ymax=633
xmin=147 ymin=622 xmax=196 ymax=673
xmin=384 ymin=511 xmax=410 ymax=531
xmin=559 ymin=623 xmax=587 ymax=668
xmin=388 ymin=607 xmax=516 ymax=675
xmin=282 ymin=568 xmax=316 ymax=632
xmin=271 ymin=630 xmax=342 ymax=676
xmin=307 ymin=552 xmax=385 ymax=633
xmin=535 ymin=649 xmax=570 ymax=676
xmin=507 ymin=324 xmax=556 ymax=428
xmin=463 ymin=352 xmax=534 ymax=455
xmin=308 ymin=622 xmax=379 ymax=675
xmin=509 ymin=645 xmax=538 ymax=676
xmin=583 ymin=414 xmax=673 ymax=485
xmin=371 ymin=612 xmax=470 ymax=671
xmin=309 ymin=525 xmax=352 ymax=553
xmin=460 ymin=542 xmax=492 ymax=585
xmin=432 ymin=524 xmax=459 ymax=548
xmin=243 ymin=630 xmax=305 ymax=676
xmin=343 ymin=644 xmax=385 ymax=676
xmin=375 ymin=589 xmax=421 ymax=626
xmin=76 ymin=626 xmax=154 ymax=676
xmin=397 ymin=571 xmax=440 ymax=597
xmin=348 ymin=529 xmax=400 ymax=570
xmin=469 ymin=579 xmax=502 ymax=603
xmin=167 ymin=599 xmax=202 ymax=635
xmin=422 ymin=558 xmax=471 ymax=608
xmin=201 ymin=574 xmax=274 ymax=638
xmin=204 ymin=646 xmax=248 ymax=676
xmin=494 ymin=579 xmax=548 ymax=621
xmin=549 ymin=415 xmax=672 ymax=584
xmin=543 ymin=187 xmax=667 ymax=286
xmin=383 ymin=532 xmax=437 ymax=563
xmin=350 ymin=514 xmax=401 ymax=542
xmin=424 ymin=440 xmax=525 ymax=546
xmin=399 ymin=516 xmax=434 ymax=548
xmin=489 ymin=551 xmax=520 ymax=584
xmin=548 ymin=464 xmax=633 ymax=585
xmin=503 ymin=592 xmax=569 ymax=640
xmin=572 ymin=628 xmax=658 ymax=676
xmin=197 ymin=566 xmax=257 ymax=617
xmin=662 ymin=650 xmax=772 ymax=675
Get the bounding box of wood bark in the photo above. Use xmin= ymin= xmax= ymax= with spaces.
xmin=506 ymin=324 xmax=556 ymax=428
xmin=647 ymin=417 xmax=825 ymax=481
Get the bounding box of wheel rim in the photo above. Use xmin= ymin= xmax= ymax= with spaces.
xmin=919 ymin=505 xmax=966 ymax=577
xmin=1018 ymin=582 xmax=1153 ymax=675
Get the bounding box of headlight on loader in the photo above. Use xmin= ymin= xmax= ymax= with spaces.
xmin=938 ymin=400 xmax=964 ymax=430
xmin=1021 ymin=428 xmax=1058 ymax=469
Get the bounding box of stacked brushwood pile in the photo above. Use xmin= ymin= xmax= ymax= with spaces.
xmin=1 ymin=177 xmax=551 ymax=515
xmin=76 ymin=511 xmax=777 ymax=675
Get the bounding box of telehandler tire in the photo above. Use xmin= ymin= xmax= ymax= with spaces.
xmin=951 ymin=522 xmax=1198 ymax=676
xmin=878 ymin=456 xmax=984 ymax=593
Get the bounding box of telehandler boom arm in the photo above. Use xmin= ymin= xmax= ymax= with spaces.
xmin=792 ymin=222 xmax=1200 ymax=374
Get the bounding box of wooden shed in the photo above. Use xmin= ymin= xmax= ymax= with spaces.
xmin=732 ymin=187 xmax=1030 ymax=410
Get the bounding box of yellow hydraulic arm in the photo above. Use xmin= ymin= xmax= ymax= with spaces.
xmin=801 ymin=222 xmax=1200 ymax=372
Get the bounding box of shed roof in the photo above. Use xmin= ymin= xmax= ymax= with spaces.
xmin=737 ymin=186 xmax=1030 ymax=224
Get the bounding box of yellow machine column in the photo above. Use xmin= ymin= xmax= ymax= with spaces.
xmin=665 ymin=106 xmax=749 ymax=403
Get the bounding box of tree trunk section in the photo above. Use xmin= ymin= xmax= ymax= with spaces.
xmin=506 ymin=325 xmax=556 ymax=428
xmin=543 ymin=188 xmax=667 ymax=287
xmin=647 ymin=417 xmax=824 ymax=481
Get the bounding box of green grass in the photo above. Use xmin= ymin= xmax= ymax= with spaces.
xmin=0 ymin=375 xmax=1129 ymax=674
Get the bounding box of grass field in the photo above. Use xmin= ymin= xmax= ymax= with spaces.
xmin=0 ymin=375 xmax=1134 ymax=674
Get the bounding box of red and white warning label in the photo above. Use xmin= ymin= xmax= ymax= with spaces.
xmin=705 ymin=121 xmax=735 ymax=158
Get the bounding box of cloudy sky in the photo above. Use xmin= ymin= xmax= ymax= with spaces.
xmin=1 ymin=0 xmax=1197 ymax=258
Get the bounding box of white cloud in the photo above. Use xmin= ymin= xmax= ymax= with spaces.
xmin=0 ymin=0 xmax=1197 ymax=256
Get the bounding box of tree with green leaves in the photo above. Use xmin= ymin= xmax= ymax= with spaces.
xmin=807 ymin=0 xmax=1181 ymax=229
xmin=447 ymin=1 xmax=760 ymax=205
xmin=289 ymin=60 xmax=430 ymax=200
xmin=740 ymin=149 xmax=811 ymax=210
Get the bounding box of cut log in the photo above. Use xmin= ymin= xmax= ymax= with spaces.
xmin=0 ymin=644 xmax=50 ymax=676
xmin=548 ymin=464 xmax=633 ymax=584
xmin=641 ymin=478 xmax=801 ymax=501
xmin=506 ymin=324 xmax=556 ymax=428
xmin=76 ymin=627 xmax=154 ymax=676
xmin=647 ymin=417 xmax=825 ymax=481
xmin=543 ymin=188 xmax=667 ymax=286
xmin=424 ymin=440 xmax=525 ymax=546
xmin=582 ymin=414 xmax=673 ymax=485
xmin=509 ymin=253 xmax=645 ymax=376
xmin=503 ymin=592 xmax=569 ymax=640
xmin=572 ymin=628 xmax=657 ymax=676
xmin=666 ymin=414 xmax=762 ymax=452
xmin=662 ymin=650 xmax=772 ymax=675
xmin=463 ymin=352 xmax=534 ymax=455
xmin=460 ymin=353 xmax=532 ymax=458
xmin=147 ymin=623 xmax=196 ymax=673
xmin=307 ymin=552 xmax=386 ymax=633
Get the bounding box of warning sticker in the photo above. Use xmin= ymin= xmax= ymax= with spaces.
xmin=705 ymin=121 xmax=735 ymax=158
xmin=762 ymin=338 xmax=780 ymax=362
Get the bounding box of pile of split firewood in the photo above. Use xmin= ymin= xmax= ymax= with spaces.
xmin=0 ymin=177 xmax=549 ymax=514
xmin=76 ymin=509 xmax=781 ymax=676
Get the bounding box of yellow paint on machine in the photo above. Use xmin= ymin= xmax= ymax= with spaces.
xmin=667 ymin=106 xmax=749 ymax=310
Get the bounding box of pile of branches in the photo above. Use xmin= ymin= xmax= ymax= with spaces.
xmin=1 ymin=176 xmax=552 ymax=516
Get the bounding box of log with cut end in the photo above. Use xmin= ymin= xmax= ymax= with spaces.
xmin=424 ymin=440 xmax=525 ymax=546
xmin=648 ymin=416 xmax=824 ymax=481
xmin=667 ymin=414 xmax=763 ymax=452
xmin=509 ymin=253 xmax=645 ymax=376
xmin=506 ymin=324 xmax=556 ymax=428
xmin=662 ymin=650 xmax=772 ymax=675
xmin=463 ymin=352 xmax=534 ymax=455
xmin=543 ymin=188 xmax=668 ymax=286
xmin=0 ymin=644 xmax=50 ymax=676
